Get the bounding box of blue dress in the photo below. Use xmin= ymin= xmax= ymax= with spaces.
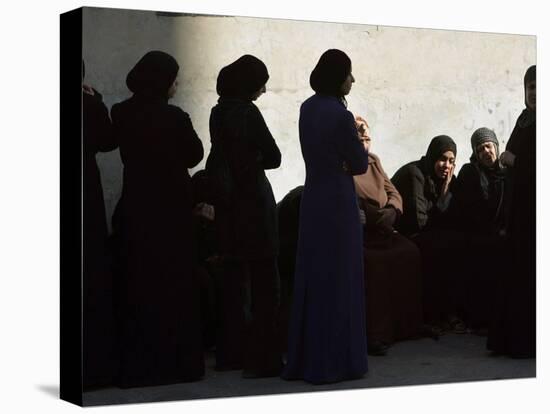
xmin=283 ymin=94 xmax=369 ymax=384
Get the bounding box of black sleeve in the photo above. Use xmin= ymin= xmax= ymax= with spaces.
xmin=435 ymin=191 xmax=453 ymax=212
xmin=83 ymin=91 xmax=117 ymax=153
xmin=246 ymin=105 xmax=281 ymax=170
xmin=393 ymin=166 xmax=429 ymax=234
xmin=429 ymin=175 xmax=457 ymax=230
xmin=173 ymin=107 xmax=204 ymax=168
xmin=453 ymin=164 xmax=481 ymax=214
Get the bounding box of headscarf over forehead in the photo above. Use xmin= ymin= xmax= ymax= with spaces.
xmin=470 ymin=127 xmax=499 ymax=163
xmin=216 ymin=54 xmax=269 ymax=100
xmin=518 ymin=64 xmax=536 ymax=128
xmin=524 ymin=64 xmax=536 ymax=87
xmin=126 ymin=51 xmax=179 ymax=99
xmin=310 ymin=49 xmax=352 ymax=97
xmin=425 ymin=135 xmax=457 ymax=170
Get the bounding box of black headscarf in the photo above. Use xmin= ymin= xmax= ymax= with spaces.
xmin=126 ymin=51 xmax=179 ymax=99
xmin=424 ymin=135 xmax=457 ymax=172
xmin=417 ymin=135 xmax=457 ymax=201
xmin=216 ymin=55 xmax=269 ymax=100
xmin=524 ymin=65 xmax=536 ymax=87
xmin=309 ymin=49 xmax=352 ymax=98
xmin=518 ymin=64 xmax=536 ymax=128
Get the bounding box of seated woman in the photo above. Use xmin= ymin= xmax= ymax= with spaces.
xmin=353 ymin=116 xmax=423 ymax=355
xmin=453 ymin=127 xmax=507 ymax=332
xmin=391 ymin=135 xmax=467 ymax=334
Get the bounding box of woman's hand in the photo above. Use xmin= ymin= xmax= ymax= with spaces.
xmin=375 ymin=207 xmax=397 ymax=232
xmin=441 ymin=163 xmax=455 ymax=197
xmin=358 ymin=208 xmax=366 ymax=225
xmin=193 ymin=202 xmax=215 ymax=221
xmin=500 ymin=150 xmax=516 ymax=167
xmin=82 ymin=84 xmax=95 ymax=95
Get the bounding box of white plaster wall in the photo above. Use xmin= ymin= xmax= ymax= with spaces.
xmin=82 ymin=7 xmax=535 ymax=228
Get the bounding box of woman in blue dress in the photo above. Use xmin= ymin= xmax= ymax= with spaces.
xmin=282 ymin=49 xmax=369 ymax=384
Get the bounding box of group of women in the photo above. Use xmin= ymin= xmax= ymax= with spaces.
xmin=82 ymin=47 xmax=536 ymax=390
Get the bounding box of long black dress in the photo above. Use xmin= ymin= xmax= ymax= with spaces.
xmin=111 ymin=93 xmax=205 ymax=387
xmin=487 ymin=112 xmax=536 ymax=357
xmin=453 ymin=161 xmax=507 ymax=329
xmin=207 ymin=97 xmax=282 ymax=375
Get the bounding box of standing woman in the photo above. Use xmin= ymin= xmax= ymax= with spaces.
xmin=111 ymin=51 xmax=205 ymax=387
xmin=283 ymin=49 xmax=369 ymax=384
xmin=82 ymin=61 xmax=119 ymax=389
xmin=487 ymin=65 xmax=536 ymax=358
xmin=207 ymin=55 xmax=282 ymax=377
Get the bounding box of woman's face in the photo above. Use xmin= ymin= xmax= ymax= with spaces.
xmin=356 ymin=119 xmax=372 ymax=152
xmin=525 ymin=80 xmax=536 ymax=110
xmin=434 ymin=151 xmax=455 ymax=179
xmin=167 ymin=78 xmax=178 ymax=99
xmin=476 ymin=141 xmax=498 ymax=168
xmin=251 ymin=84 xmax=267 ymax=101
xmin=340 ymin=72 xmax=355 ymax=96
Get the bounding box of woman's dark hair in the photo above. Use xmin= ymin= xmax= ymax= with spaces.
xmin=126 ymin=50 xmax=179 ymax=99
xmin=216 ymin=54 xmax=269 ymax=100
xmin=309 ymin=49 xmax=352 ymax=97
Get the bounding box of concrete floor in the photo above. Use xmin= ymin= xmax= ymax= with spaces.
xmin=82 ymin=333 xmax=536 ymax=407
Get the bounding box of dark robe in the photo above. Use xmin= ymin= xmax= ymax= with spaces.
xmin=276 ymin=186 xmax=304 ymax=353
xmin=207 ymin=98 xmax=282 ymax=376
xmin=487 ymin=112 xmax=536 ymax=357
xmin=391 ymin=157 xmax=456 ymax=237
xmin=392 ymin=156 xmax=467 ymax=327
xmin=190 ymin=170 xmax=219 ymax=351
xmin=82 ymin=89 xmax=118 ymax=389
xmin=453 ymin=161 xmax=507 ymax=329
xmin=111 ymin=94 xmax=205 ymax=388
xmin=361 ymin=230 xmax=423 ymax=344
xmin=283 ymin=94 xmax=369 ymax=384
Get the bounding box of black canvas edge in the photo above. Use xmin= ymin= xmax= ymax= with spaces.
xmin=60 ymin=7 xmax=84 ymax=407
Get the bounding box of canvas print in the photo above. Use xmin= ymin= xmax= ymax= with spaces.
xmin=60 ymin=5 xmax=536 ymax=407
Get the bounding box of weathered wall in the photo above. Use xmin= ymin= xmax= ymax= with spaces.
xmin=82 ymin=7 xmax=536 ymax=227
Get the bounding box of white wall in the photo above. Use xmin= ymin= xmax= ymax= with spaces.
xmin=82 ymin=7 xmax=535 ymax=226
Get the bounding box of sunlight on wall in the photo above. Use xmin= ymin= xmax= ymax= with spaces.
xmin=83 ymin=7 xmax=535 ymax=229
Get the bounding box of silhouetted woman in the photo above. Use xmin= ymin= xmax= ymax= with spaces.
xmin=487 ymin=65 xmax=536 ymax=358
xmin=111 ymin=51 xmax=204 ymax=387
xmin=82 ymin=61 xmax=118 ymax=389
xmin=283 ymin=49 xmax=369 ymax=384
xmin=206 ymin=55 xmax=282 ymax=377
